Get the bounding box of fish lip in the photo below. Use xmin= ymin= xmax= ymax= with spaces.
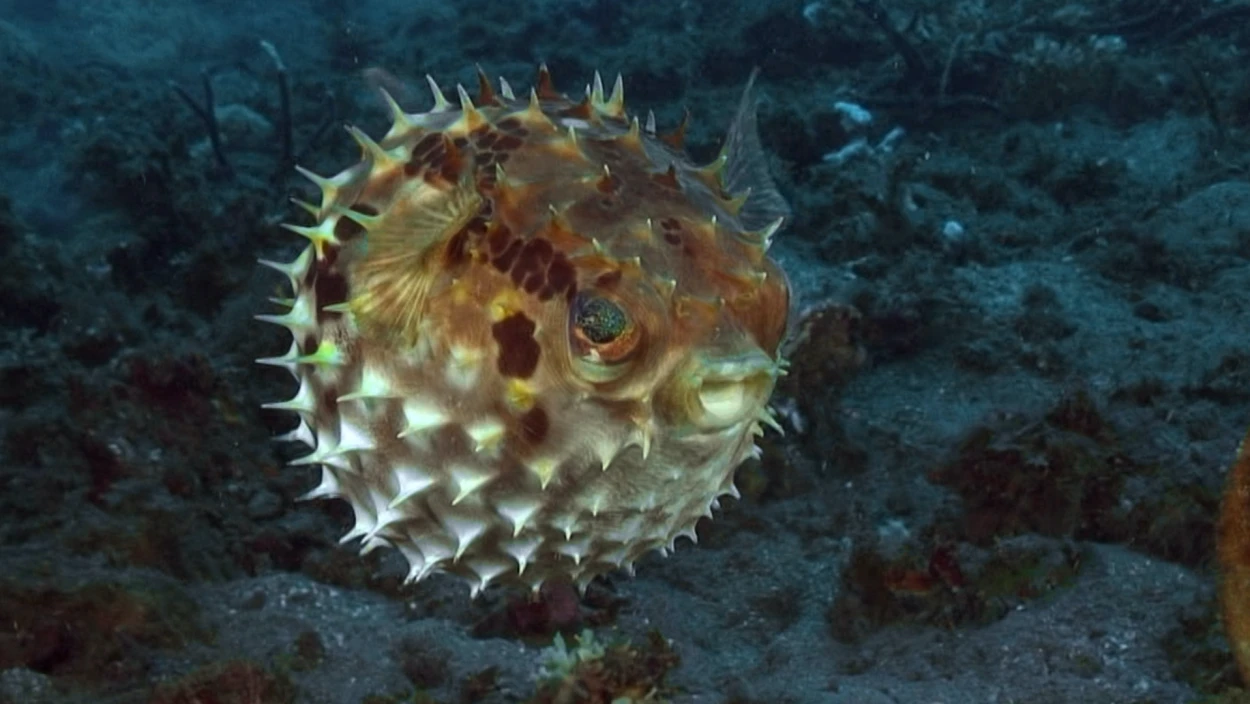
xmin=687 ymin=348 xmax=779 ymax=429
xmin=696 ymin=348 xmax=778 ymax=384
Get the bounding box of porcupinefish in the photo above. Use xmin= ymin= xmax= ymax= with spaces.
xmin=259 ymin=66 xmax=791 ymax=595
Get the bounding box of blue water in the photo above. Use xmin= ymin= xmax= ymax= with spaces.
xmin=0 ymin=1 xmax=1247 ymax=701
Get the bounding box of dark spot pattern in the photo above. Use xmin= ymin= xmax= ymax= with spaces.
xmin=518 ymin=405 xmax=549 ymax=445
xmin=445 ymin=212 xmax=491 ymax=268
xmin=496 ymin=117 xmax=530 ymax=138
xmin=402 ymin=117 xmax=525 ymax=202
xmin=314 ymin=274 xmax=349 ymax=323
xmin=405 ymin=134 xmax=442 ymax=176
xmin=437 ymin=142 xmax=462 ymax=182
xmin=405 ymin=135 xmax=464 ymax=185
xmin=311 ymin=248 xmax=348 ymax=323
xmin=512 ymin=239 xmax=553 ymax=289
xmin=486 ymin=227 xmax=577 ymax=302
xmin=491 ymin=312 xmax=541 ymax=378
xmin=544 ymin=258 xmax=575 ymax=301
xmin=495 ymin=134 xmax=524 ymax=152
xmin=477 ymin=168 xmax=498 ymax=190
xmin=334 ymin=203 xmax=378 ymax=241
xmin=445 ymin=229 xmax=470 ymax=267
xmin=595 ymin=270 xmax=622 ymax=289
xmin=404 ymin=113 xmax=526 ymax=185
xmin=487 ymin=224 xmax=512 ymax=254
xmin=492 ymin=238 xmax=522 ymax=271
xmin=660 ymin=217 xmax=683 ymax=246
xmin=320 ymin=388 xmax=338 ymax=410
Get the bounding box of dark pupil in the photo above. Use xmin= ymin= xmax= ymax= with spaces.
xmin=576 ymin=297 xmax=626 ymax=344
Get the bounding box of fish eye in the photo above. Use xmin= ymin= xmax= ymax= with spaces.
xmin=574 ymin=297 xmax=627 ymax=344
xmin=570 ymin=293 xmax=641 ymax=369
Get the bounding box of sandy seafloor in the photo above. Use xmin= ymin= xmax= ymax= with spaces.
xmin=1 ymin=0 xmax=1249 ymax=702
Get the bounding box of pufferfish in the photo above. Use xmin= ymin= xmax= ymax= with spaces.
xmin=258 ymin=65 xmax=791 ymax=596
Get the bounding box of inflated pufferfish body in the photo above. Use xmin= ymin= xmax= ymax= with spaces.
xmin=259 ymin=66 xmax=791 ymax=595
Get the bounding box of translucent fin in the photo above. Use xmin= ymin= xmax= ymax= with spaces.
xmin=722 ymin=68 xmax=791 ymax=233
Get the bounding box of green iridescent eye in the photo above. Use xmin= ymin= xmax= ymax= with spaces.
xmin=570 ymin=294 xmax=641 ymax=370
xmin=574 ymin=296 xmax=628 ymax=344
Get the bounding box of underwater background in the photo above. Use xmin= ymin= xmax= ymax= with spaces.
xmin=1 ymin=0 xmax=1250 ymax=702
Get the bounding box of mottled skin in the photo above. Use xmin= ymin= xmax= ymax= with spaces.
xmin=1219 ymin=423 xmax=1250 ymax=684
xmin=259 ymin=67 xmax=790 ymax=595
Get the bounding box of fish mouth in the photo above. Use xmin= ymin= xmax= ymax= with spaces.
xmin=691 ymin=348 xmax=779 ymax=429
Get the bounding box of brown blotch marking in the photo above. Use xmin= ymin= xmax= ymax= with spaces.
xmin=439 ymin=157 xmax=460 ymax=183
xmin=445 ymin=228 xmax=471 ymax=267
xmin=411 ymin=133 xmax=441 ymax=157
xmin=487 ymin=224 xmax=512 ymax=255
xmin=303 ymin=247 xmax=337 ymax=289
xmin=496 ymin=116 xmax=523 ymax=133
xmin=416 ymin=143 xmax=448 ymax=181
xmin=544 ymin=255 xmax=576 ymax=300
xmin=297 ymin=331 xmax=318 ymax=356
xmin=405 ymin=134 xmax=442 ymax=176
xmin=320 ymin=387 xmax=339 ymax=410
xmin=492 ymin=238 xmax=523 ymax=272
xmin=485 ymin=230 xmax=575 ymax=301
xmin=423 ymin=137 xmax=465 ymax=185
xmin=518 ymin=405 xmax=549 ymax=445
xmin=495 ymin=134 xmax=524 ymax=152
xmin=477 ymin=166 xmax=498 ymax=189
xmin=474 ymin=132 xmax=498 ymax=149
xmin=522 ymin=273 xmax=543 ymax=294
xmin=660 ymin=217 xmax=684 ymax=246
xmin=510 ymin=238 xmax=554 ymax=288
xmin=313 ymin=268 xmax=349 ymax=323
xmin=333 ymin=203 xmax=378 ymax=241
xmin=595 ymin=270 xmax=622 ymax=289
xmin=448 ymin=214 xmax=491 ymax=267
xmin=491 ymin=312 xmax=541 ymax=378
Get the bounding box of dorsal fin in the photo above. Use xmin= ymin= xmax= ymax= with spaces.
xmin=722 ymin=68 xmax=790 ymax=233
